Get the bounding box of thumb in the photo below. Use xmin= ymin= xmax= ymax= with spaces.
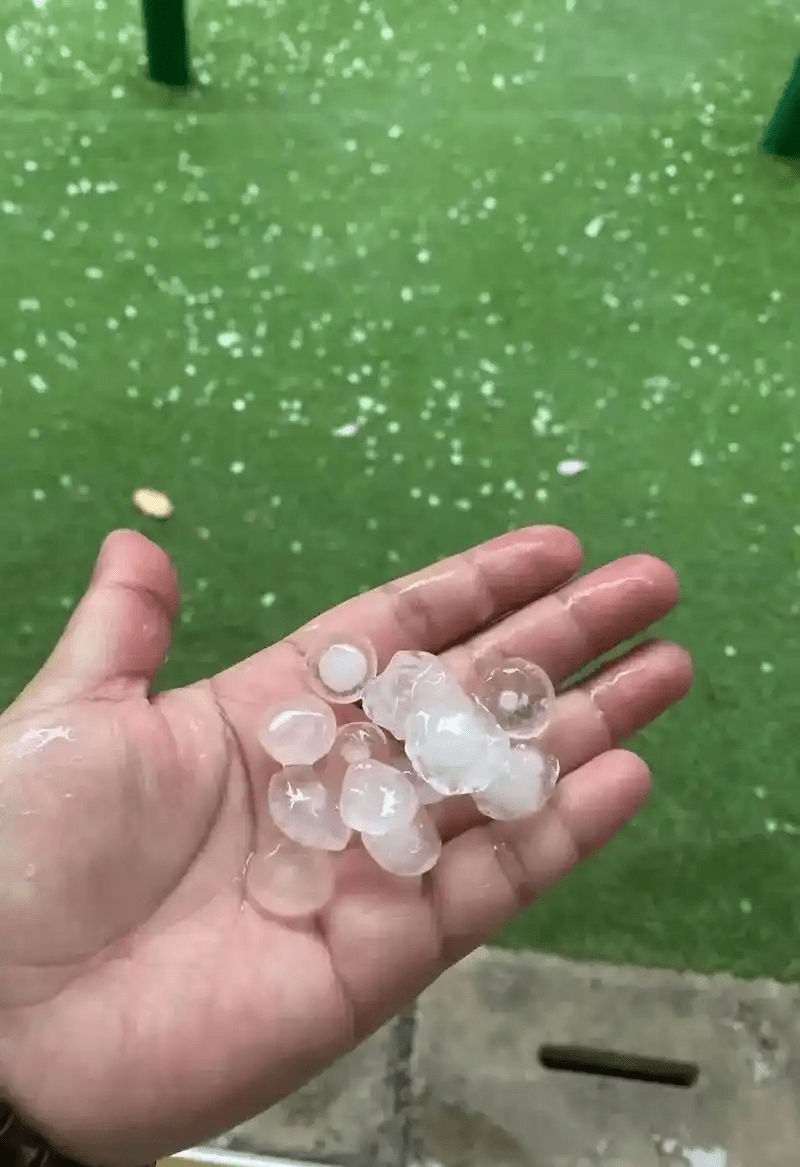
xmin=15 ymin=529 xmax=180 ymax=710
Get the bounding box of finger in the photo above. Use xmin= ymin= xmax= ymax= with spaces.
xmin=432 ymin=749 xmax=651 ymax=964
xmin=442 ymin=554 xmax=680 ymax=688
xmin=214 ymin=526 xmax=583 ymax=703
xmin=289 ymin=526 xmax=583 ymax=660
xmin=544 ymin=639 xmax=694 ymax=769
xmin=12 ymin=530 xmax=179 ymax=710
xmin=433 ymin=639 xmax=692 ymax=842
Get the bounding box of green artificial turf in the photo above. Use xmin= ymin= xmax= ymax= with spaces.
xmin=1 ymin=0 xmax=799 ymax=979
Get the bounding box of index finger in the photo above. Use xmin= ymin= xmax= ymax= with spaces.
xmin=217 ymin=526 xmax=583 ymax=700
xmin=289 ymin=525 xmax=583 ymax=664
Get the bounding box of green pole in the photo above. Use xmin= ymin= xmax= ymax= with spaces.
xmin=761 ymin=55 xmax=800 ymax=172
xmin=141 ymin=0 xmax=193 ymax=89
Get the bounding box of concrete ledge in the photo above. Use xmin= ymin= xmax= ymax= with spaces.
xmin=198 ymin=948 xmax=800 ymax=1167
xmin=410 ymin=948 xmax=800 ymax=1167
xmin=172 ymin=1150 xmax=327 ymax=1167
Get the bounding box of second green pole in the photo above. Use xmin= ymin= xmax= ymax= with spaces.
xmin=141 ymin=0 xmax=193 ymax=89
xmin=761 ymin=54 xmax=800 ymax=170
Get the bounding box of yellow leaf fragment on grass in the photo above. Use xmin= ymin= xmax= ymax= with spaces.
xmin=132 ymin=487 xmax=173 ymax=519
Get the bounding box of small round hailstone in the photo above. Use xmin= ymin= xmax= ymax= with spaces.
xmin=321 ymin=721 xmax=389 ymax=792
xmin=307 ymin=634 xmax=377 ymax=703
xmin=132 ymin=487 xmax=173 ymax=519
xmin=339 ymin=760 xmax=419 ymax=836
xmin=246 ymin=835 xmax=335 ymax=918
xmin=472 ymin=743 xmax=560 ymax=821
xmin=472 ymin=656 xmax=555 ymax=739
xmin=361 ymin=808 xmax=442 ymax=876
xmin=268 ymin=765 xmax=351 ymax=851
xmin=257 ymin=696 xmax=337 ymax=766
xmin=333 ymin=721 xmax=388 ymax=766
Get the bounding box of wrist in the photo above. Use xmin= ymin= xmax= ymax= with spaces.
xmin=0 ymin=1100 xmax=80 ymax=1167
xmin=0 ymin=1103 xmax=156 ymax=1167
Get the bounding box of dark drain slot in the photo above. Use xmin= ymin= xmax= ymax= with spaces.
xmin=538 ymin=1044 xmax=698 ymax=1088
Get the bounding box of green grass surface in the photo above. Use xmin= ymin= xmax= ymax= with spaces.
xmin=1 ymin=0 xmax=800 ymax=979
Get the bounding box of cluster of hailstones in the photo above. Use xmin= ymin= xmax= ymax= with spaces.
xmin=254 ymin=637 xmax=559 ymax=905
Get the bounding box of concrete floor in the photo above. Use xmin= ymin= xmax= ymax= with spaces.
xmin=190 ymin=948 xmax=800 ymax=1167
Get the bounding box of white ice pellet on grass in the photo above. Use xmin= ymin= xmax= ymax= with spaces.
xmin=405 ymin=699 xmax=509 ymax=796
xmin=307 ymin=635 xmax=377 ymax=703
xmin=557 ymin=459 xmax=587 ymax=476
xmin=473 ymin=744 xmax=559 ymax=821
xmin=331 ymin=420 xmax=363 ymax=437
xmin=246 ymin=835 xmax=335 ymax=918
xmin=361 ymin=808 xmax=442 ymax=876
xmin=257 ymin=696 xmax=337 ymax=765
xmin=340 ymin=760 xmax=419 ymax=835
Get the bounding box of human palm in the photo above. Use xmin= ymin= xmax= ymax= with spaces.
xmin=0 ymin=528 xmax=692 ymax=1167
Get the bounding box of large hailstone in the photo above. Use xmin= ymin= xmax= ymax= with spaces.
xmin=405 ymin=697 xmax=510 ymax=796
xmin=360 ymin=650 xmax=451 ymax=739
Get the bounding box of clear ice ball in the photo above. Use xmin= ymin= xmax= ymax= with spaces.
xmin=472 ymin=743 xmax=560 ymax=821
xmin=268 ymin=765 xmax=352 ymax=851
xmin=472 ymin=656 xmax=555 ymax=739
xmin=257 ymin=696 xmax=337 ymax=766
xmin=320 ymin=721 xmax=389 ymax=795
xmin=361 ymin=808 xmax=442 ymax=877
xmin=307 ymin=634 xmax=377 ymax=704
xmin=332 ymin=721 xmax=388 ymax=767
xmin=339 ymin=760 xmax=419 ymax=836
xmin=405 ymin=699 xmax=509 ymax=796
xmin=361 ymin=650 xmax=449 ymax=739
xmin=246 ymin=836 xmax=335 ymax=918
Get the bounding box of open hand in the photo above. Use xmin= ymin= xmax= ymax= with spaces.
xmin=0 ymin=526 xmax=692 ymax=1166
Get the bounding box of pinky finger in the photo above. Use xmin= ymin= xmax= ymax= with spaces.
xmin=430 ymin=749 xmax=651 ymax=965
